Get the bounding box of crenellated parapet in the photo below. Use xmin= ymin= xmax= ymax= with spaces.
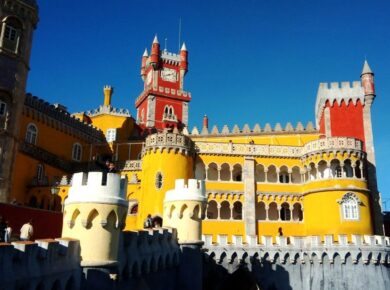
xmin=143 ymin=132 xmax=195 ymax=156
xmin=0 ymin=239 xmax=81 ymax=290
xmin=203 ymin=234 xmax=390 ymax=270
xmin=119 ymin=228 xmax=181 ymax=278
xmin=315 ymin=81 xmax=364 ymax=125
xmin=190 ymin=121 xmax=316 ymax=136
xmin=24 ymin=94 xmax=106 ymax=143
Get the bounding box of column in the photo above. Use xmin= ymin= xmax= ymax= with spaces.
xmin=276 ymin=168 xmax=280 ymax=183
xmin=264 ymin=168 xmax=268 ymax=183
xmin=217 ymin=204 xmax=221 ymax=220
xmin=288 ymin=170 xmax=292 ymax=183
xmin=230 ymin=205 xmax=234 ymax=220
xmin=243 ymin=157 xmax=256 ymax=236
xmin=217 ymin=166 xmax=221 ymax=181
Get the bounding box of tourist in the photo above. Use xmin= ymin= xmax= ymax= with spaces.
xmin=108 ymin=162 xmax=117 ymax=173
xmin=4 ymin=221 xmax=12 ymax=243
xmin=144 ymin=214 xmax=153 ymax=229
xmin=20 ymin=219 xmax=34 ymax=241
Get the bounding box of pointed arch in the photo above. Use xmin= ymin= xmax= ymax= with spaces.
xmin=86 ymin=209 xmax=99 ymax=229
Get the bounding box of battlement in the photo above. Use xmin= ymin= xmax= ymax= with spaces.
xmin=315 ymin=80 xmax=365 ymax=123
xmin=65 ymin=172 xmax=128 ymax=206
xmin=104 ymin=85 xmax=112 ymax=90
xmin=0 ymin=239 xmax=81 ymax=290
xmin=165 ymin=179 xmax=206 ymax=203
xmin=188 ymin=121 xmax=317 ymax=137
xmin=119 ymin=227 xmax=180 ymax=277
xmin=161 ymin=50 xmax=181 ymax=64
xmin=203 ymin=234 xmax=390 ymax=266
xmin=80 ymin=105 xmax=131 ymax=117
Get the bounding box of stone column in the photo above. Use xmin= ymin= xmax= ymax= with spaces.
xmin=243 ymin=157 xmax=256 ymax=236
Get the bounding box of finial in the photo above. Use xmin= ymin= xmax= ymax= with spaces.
xmin=143 ymin=48 xmax=148 ymax=57
xmin=361 ymin=60 xmax=373 ymax=75
xmin=153 ymin=34 xmax=159 ymax=44
xmin=181 ymin=42 xmax=187 ymax=51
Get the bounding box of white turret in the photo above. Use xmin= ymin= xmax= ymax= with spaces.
xmin=62 ymin=172 xmax=128 ymax=267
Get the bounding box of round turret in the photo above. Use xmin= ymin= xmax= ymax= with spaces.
xmin=163 ymin=179 xmax=207 ymax=244
xmin=62 ymin=172 xmax=128 ymax=266
xmin=137 ymin=132 xmax=195 ymax=229
xmin=150 ymin=35 xmax=160 ymax=68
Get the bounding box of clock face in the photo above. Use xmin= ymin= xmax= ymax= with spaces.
xmin=161 ymin=68 xmax=177 ymax=82
xmin=146 ymin=70 xmax=153 ymax=85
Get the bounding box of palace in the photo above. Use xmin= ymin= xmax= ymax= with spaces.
xmin=0 ymin=1 xmax=389 ymax=290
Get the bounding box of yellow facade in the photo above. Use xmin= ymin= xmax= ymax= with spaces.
xmin=10 ymin=86 xmax=376 ymax=245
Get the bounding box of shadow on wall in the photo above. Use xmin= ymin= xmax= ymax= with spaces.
xmin=203 ymin=253 xmax=292 ymax=290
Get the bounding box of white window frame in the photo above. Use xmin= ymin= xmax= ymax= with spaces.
xmin=0 ymin=101 xmax=6 ymax=116
xmin=25 ymin=123 xmax=38 ymax=145
xmin=106 ymin=128 xmax=117 ymax=142
xmin=72 ymin=143 xmax=82 ymax=162
xmin=339 ymin=193 xmax=360 ymax=221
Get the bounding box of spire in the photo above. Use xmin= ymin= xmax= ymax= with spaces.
xmin=153 ymin=35 xmax=159 ymax=44
xmin=180 ymin=42 xmax=187 ymax=51
xmin=143 ymin=48 xmax=148 ymax=57
xmin=361 ymin=60 xmax=373 ymax=75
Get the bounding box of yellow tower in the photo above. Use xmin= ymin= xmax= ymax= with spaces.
xmin=137 ymin=132 xmax=194 ymax=228
xmin=62 ymin=172 xmax=128 ymax=267
xmin=163 ymin=179 xmax=207 ymax=243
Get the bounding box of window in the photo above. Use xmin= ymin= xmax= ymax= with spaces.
xmin=25 ymin=123 xmax=38 ymax=145
xmin=1 ymin=17 xmax=23 ymax=53
xmin=155 ymin=172 xmax=163 ymax=189
xmin=280 ymin=203 xmax=291 ymax=221
xmin=279 ymin=173 xmax=289 ymax=183
xmin=0 ymin=101 xmax=6 ymax=116
xmin=36 ymin=164 xmax=44 ymax=181
xmin=72 ymin=143 xmax=82 ymax=161
xmin=340 ymin=193 xmax=360 ymax=220
xmin=106 ymin=128 xmax=117 ymax=142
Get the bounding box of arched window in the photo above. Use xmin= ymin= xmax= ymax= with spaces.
xmin=268 ymin=202 xmax=278 ymax=221
xmin=340 ymin=193 xmax=360 ymax=220
xmin=155 ymin=172 xmax=163 ymax=189
xmin=206 ymin=200 xmax=218 ymax=219
xmin=232 ymin=164 xmax=242 ymax=181
xmin=331 ymin=159 xmax=342 ymax=178
xmin=129 ymin=203 xmax=138 ymax=215
xmin=232 ymin=201 xmax=242 ymax=220
xmin=1 ymin=16 xmax=23 ymax=54
xmin=355 ymin=161 xmax=362 ymax=178
xmin=220 ymin=163 xmax=230 ymax=181
xmin=292 ymin=203 xmax=303 ymax=221
xmin=72 ymin=143 xmax=82 ymax=161
xmin=220 ymin=201 xmax=231 ymax=220
xmin=309 ymin=163 xmax=317 ymax=181
xmin=318 ymin=160 xmax=328 ymax=179
xmin=255 ymin=164 xmax=265 ymax=182
xmin=207 ymin=163 xmax=218 ymax=181
xmin=267 ymin=165 xmax=277 ymax=183
xmin=291 ymin=166 xmax=301 ymax=184
xmin=25 ymin=123 xmax=38 ymax=145
xmin=163 ymin=105 xmax=176 ymax=121
xmin=279 ymin=166 xmax=289 ymax=183
xmin=343 ymin=159 xmax=353 ymax=178
xmin=280 ymin=202 xmax=291 ymax=221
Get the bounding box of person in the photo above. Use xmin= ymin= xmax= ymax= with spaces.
xmin=0 ymin=216 xmax=6 ymax=242
xmin=4 ymin=221 xmax=12 ymax=243
xmin=144 ymin=214 xmax=153 ymax=229
xmin=20 ymin=219 xmax=34 ymax=241
xmin=108 ymin=162 xmax=117 ymax=173
xmin=278 ymin=227 xmax=283 ymax=237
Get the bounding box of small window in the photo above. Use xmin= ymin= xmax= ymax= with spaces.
xmin=340 ymin=193 xmax=360 ymax=220
xmin=72 ymin=143 xmax=82 ymax=161
xmin=280 ymin=203 xmax=291 ymax=221
xmin=36 ymin=164 xmax=44 ymax=181
xmin=106 ymin=128 xmax=117 ymax=142
xmin=155 ymin=172 xmax=163 ymax=189
xmin=279 ymin=173 xmax=289 ymax=183
xmin=0 ymin=101 xmax=6 ymax=116
xmin=25 ymin=123 xmax=38 ymax=145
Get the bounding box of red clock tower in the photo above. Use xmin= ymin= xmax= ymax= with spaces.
xmin=135 ymin=35 xmax=190 ymax=131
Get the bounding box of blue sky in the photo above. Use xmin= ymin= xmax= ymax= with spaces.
xmin=27 ymin=0 xmax=390 ymax=209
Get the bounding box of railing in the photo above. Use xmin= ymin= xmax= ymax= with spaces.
xmin=145 ymin=132 xmax=193 ymax=150
xmin=302 ymin=137 xmax=363 ymax=155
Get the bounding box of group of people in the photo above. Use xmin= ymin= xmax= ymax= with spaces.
xmin=143 ymin=214 xmax=163 ymax=229
xmin=0 ymin=217 xmax=34 ymax=243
